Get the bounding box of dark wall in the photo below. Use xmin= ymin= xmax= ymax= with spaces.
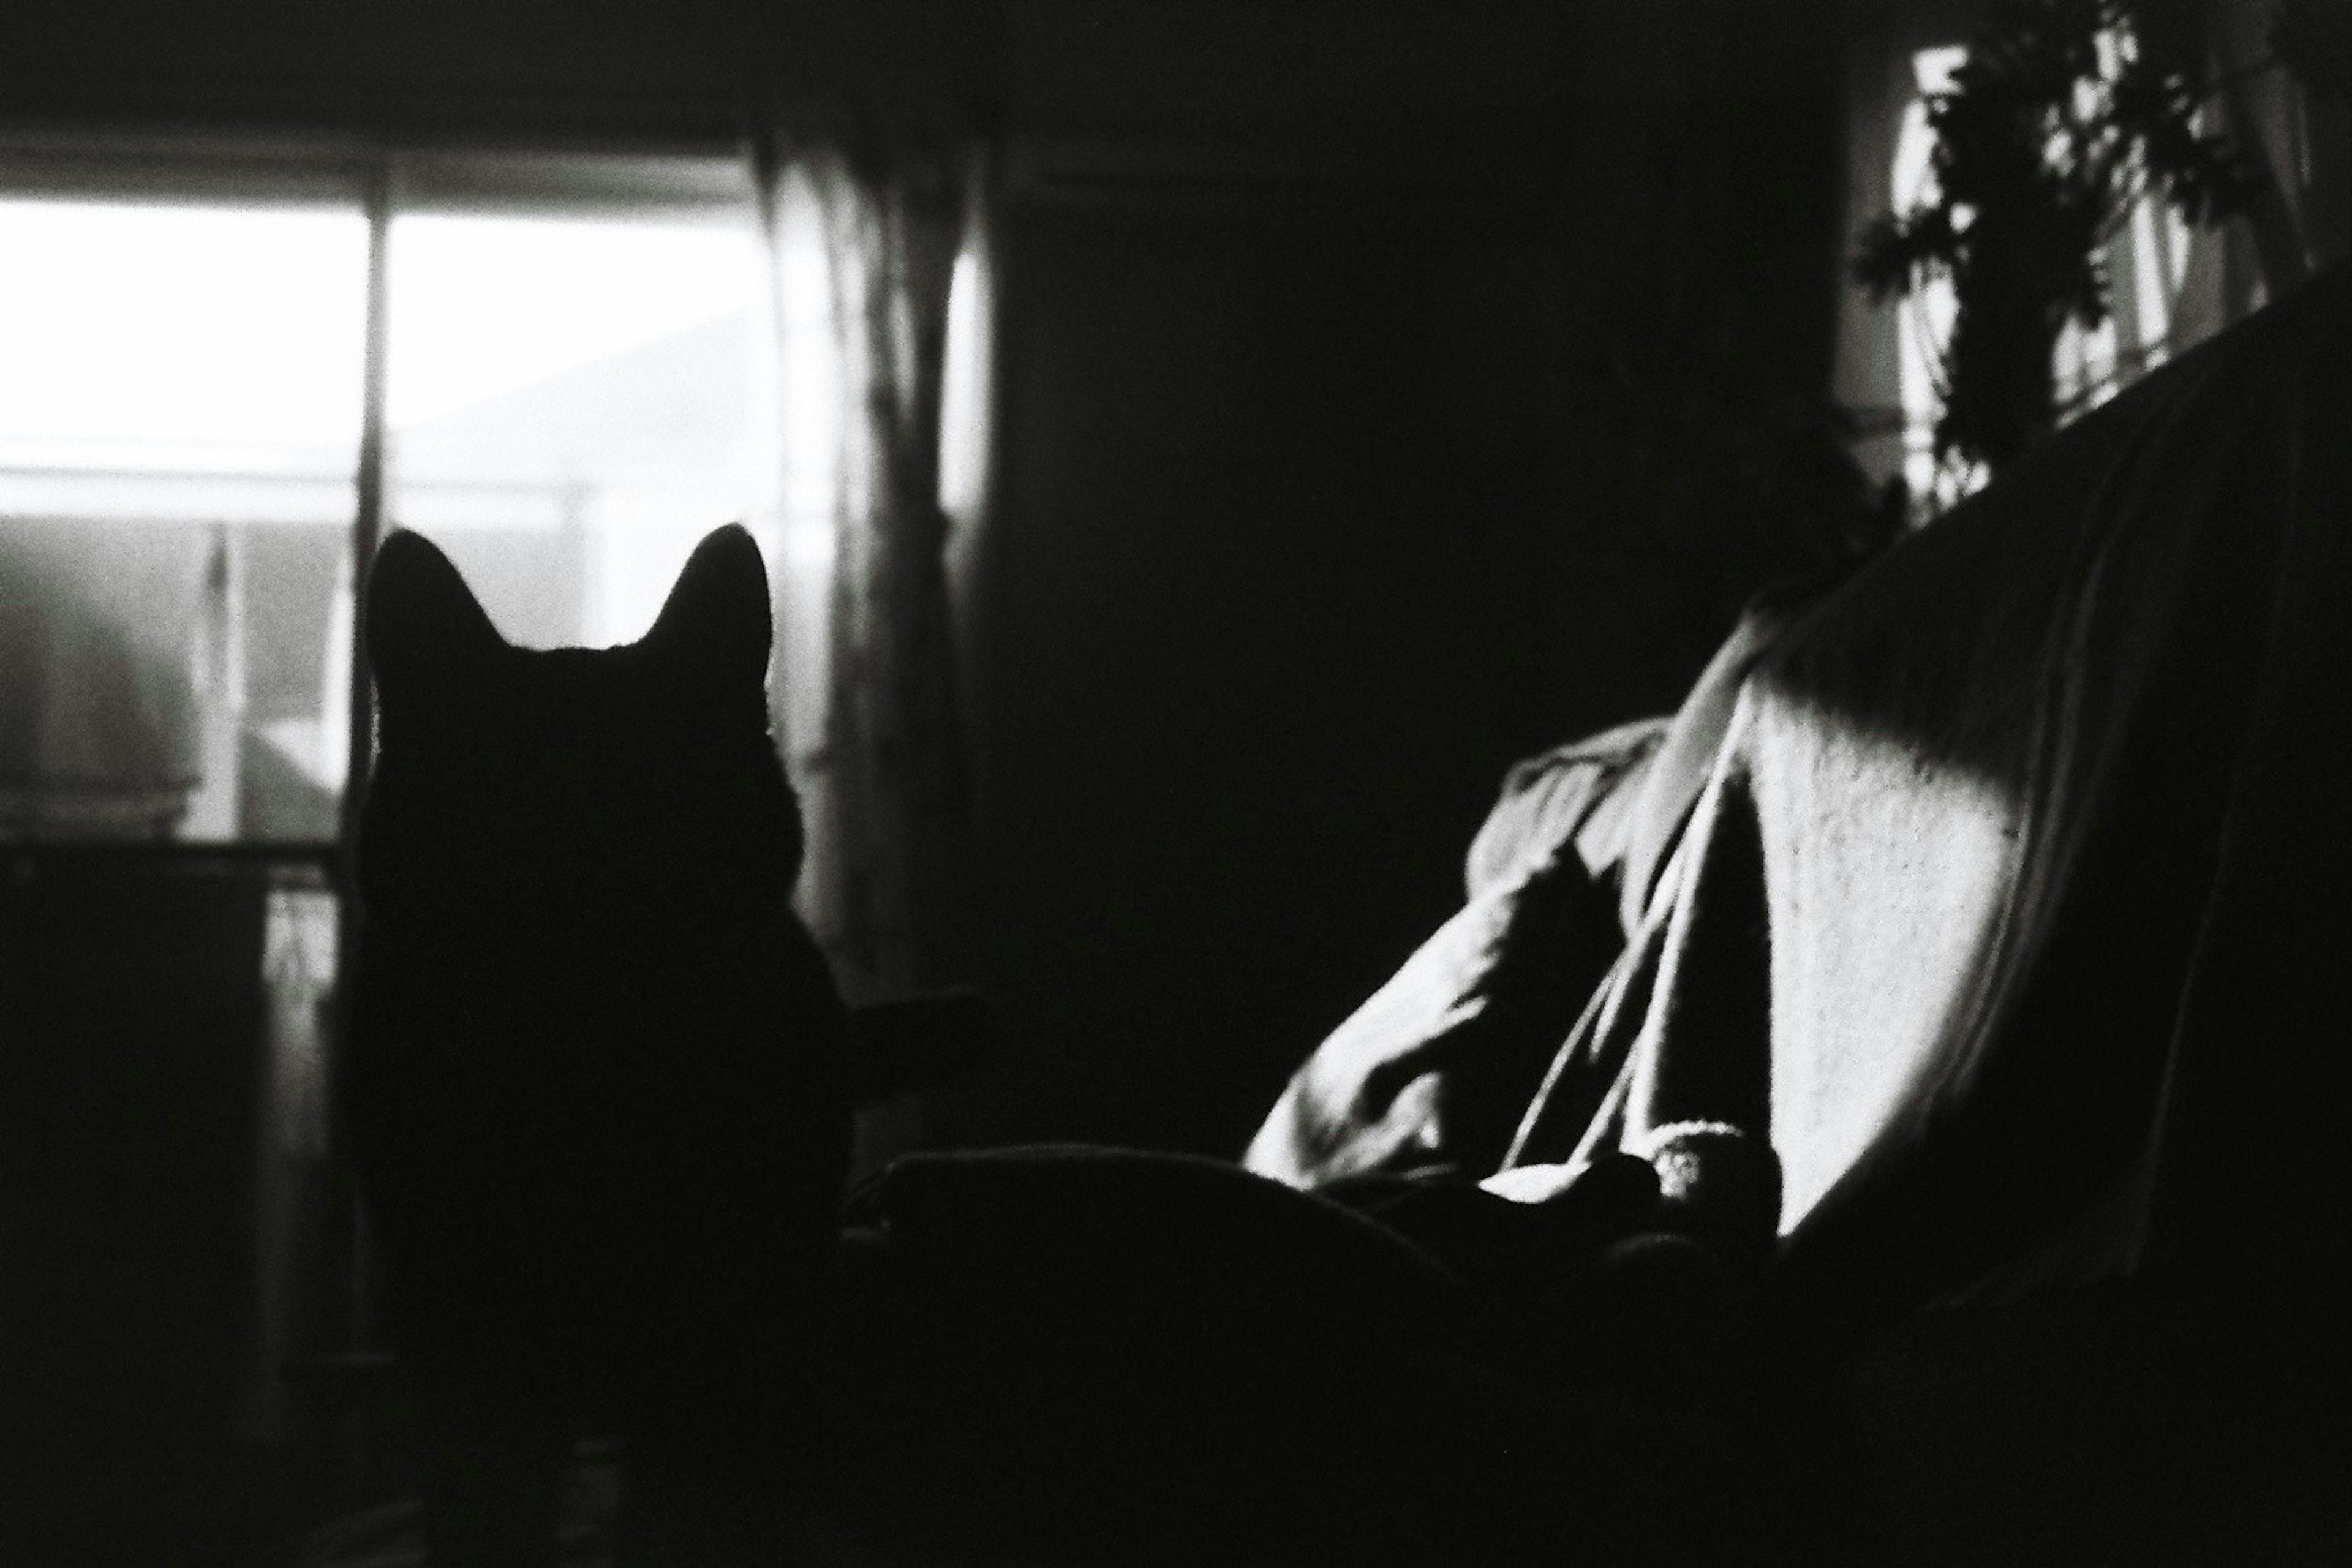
xmin=952 ymin=197 xmax=1562 ymax=1156
xmin=0 ymin=0 xmax=999 ymax=141
xmin=1530 ymin=0 xmax=1871 ymax=725
xmin=940 ymin=0 xmax=1858 ymax=1157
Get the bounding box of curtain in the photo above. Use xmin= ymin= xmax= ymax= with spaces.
xmin=753 ymin=104 xmax=995 ymax=1166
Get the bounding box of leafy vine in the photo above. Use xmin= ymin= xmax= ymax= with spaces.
xmin=1853 ymin=0 xmax=2269 ymax=481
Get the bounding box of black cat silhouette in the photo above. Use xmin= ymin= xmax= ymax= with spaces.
xmin=342 ymin=524 xmax=851 ymax=1563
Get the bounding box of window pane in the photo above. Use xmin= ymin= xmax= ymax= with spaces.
xmin=0 ymin=198 xmax=369 ymax=842
xmin=384 ymin=208 xmax=771 ymax=653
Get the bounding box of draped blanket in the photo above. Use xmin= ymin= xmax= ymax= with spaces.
xmin=1507 ymin=264 xmax=2350 ymax=1317
xmin=1243 ymin=718 xmax=1667 ymax=1188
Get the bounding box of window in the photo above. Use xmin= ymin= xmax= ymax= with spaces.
xmin=1883 ymin=40 xmax=2214 ymax=522
xmin=0 ymin=196 xmax=369 ymax=839
xmin=0 ymin=145 xmax=772 ymax=843
xmin=385 ymin=208 xmax=767 ymax=655
xmin=1888 ymin=46 xmax=1978 ymax=516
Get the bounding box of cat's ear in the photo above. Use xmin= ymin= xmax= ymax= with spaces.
xmin=643 ymin=524 xmax=772 ymax=693
xmin=364 ymin=530 xmax=505 ymax=711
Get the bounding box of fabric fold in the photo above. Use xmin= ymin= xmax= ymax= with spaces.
xmin=1502 ymin=264 xmax=2346 ymax=1317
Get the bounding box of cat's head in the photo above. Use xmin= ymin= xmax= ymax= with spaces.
xmin=358 ymin=524 xmax=802 ymax=953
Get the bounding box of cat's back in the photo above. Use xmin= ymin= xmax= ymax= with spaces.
xmin=352 ymin=633 xmax=837 ymax=1128
xmin=341 ymin=527 xmax=848 ymax=1381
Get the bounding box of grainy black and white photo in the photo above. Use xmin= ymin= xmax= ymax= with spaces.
xmin=2 ymin=1 xmax=2344 ymax=1562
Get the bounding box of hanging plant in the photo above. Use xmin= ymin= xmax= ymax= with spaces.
xmin=1853 ymin=0 xmax=2262 ymax=482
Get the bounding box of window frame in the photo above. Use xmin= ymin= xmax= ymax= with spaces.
xmin=0 ymin=130 xmax=760 ymax=858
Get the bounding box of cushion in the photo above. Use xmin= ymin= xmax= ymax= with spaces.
xmin=1243 ymin=722 xmax=1662 ymax=1187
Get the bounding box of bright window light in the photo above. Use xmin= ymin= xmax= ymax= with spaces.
xmin=1 ymin=198 xmax=368 ymax=842
xmin=1892 ymin=47 xmax=1985 ymax=514
xmin=384 ymin=211 xmax=768 ymax=651
xmin=1885 ymin=38 xmax=2207 ymax=517
xmin=1 ymin=170 xmax=778 ymax=842
xmin=387 ymin=215 xmax=759 ymax=429
xmin=0 ymin=198 xmax=368 ymax=492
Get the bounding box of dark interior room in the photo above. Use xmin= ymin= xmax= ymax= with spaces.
xmin=2 ymin=1 xmax=2345 ymax=1562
